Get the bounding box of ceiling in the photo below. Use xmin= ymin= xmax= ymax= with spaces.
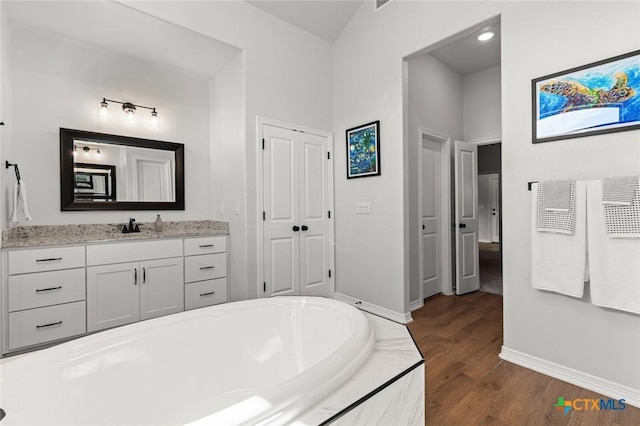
xmin=246 ymin=0 xmax=363 ymax=43
xmin=429 ymin=18 xmax=501 ymax=76
xmin=4 ymin=1 xmax=240 ymax=78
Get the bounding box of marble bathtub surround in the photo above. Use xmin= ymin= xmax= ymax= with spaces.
xmin=2 ymin=220 xmax=228 ymax=248
xmin=295 ymin=313 xmax=424 ymax=425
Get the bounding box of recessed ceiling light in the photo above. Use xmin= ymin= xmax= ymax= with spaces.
xmin=476 ymin=31 xmax=495 ymax=42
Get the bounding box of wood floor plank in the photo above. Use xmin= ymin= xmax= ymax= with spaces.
xmin=407 ymin=292 xmax=640 ymax=425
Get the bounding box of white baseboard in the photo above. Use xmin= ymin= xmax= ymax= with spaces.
xmin=335 ymin=293 xmax=413 ymax=324
xmin=409 ymin=299 xmax=423 ymax=312
xmin=500 ymin=346 xmax=640 ymax=408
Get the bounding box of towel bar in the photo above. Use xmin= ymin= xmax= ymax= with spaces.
xmin=5 ymin=161 xmax=21 ymax=183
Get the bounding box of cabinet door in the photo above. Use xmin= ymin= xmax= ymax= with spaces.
xmin=139 ymin=257 xmax=184 ymax=321
xmin=87 ymin=262 xmax=140 ymax=332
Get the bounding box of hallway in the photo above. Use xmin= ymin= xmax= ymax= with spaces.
xmin=479 ymin=242 xmax=502 ymax=295
xmin=408 ymin=292 xmax=640 ymax=425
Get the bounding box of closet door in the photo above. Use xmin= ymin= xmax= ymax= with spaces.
xmin=298 ymin=132 xmax=332 ymax=297
xmin=263 ymin=125 xmax=300 ymax=297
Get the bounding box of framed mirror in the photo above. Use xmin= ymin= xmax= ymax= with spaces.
xmin=60 ymin=128 xmax=185 ymax=211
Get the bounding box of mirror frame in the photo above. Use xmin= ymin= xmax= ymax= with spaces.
xmin=60 ymin=128 xmax=185 ymax=211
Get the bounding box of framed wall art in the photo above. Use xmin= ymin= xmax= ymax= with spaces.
xmin=346 ymin=120 xmax=380 ymax=178
xmin=532 ymin=49 xmax=640 ymax=143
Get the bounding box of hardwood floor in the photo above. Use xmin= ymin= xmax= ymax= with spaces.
xmin=407 ymin=292 xmax=640 ymax=425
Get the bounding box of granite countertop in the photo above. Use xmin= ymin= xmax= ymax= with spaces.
xmin=1 ymin=220 xmax=229 ymax=248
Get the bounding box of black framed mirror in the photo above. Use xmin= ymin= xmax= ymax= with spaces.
xmin=60 ymin=128 xmax=185 ymax=211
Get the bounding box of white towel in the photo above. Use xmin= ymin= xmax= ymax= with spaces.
xmin=543 ymin=180 xmax=573 ymax=211
xmin=586 ymin=181 xmax=640 ymax=314
xmin=602 ymin=176 xmax=638 ymax=205
xmin=531 ymin=182 xmax=587 ymax=297
xmin=536 ymin=181 xmax=576 ymax=234
xmin=10 ymin=181 xmax=33 ymax=223
xmin=602 ymin=178 xmax=640 ymax=238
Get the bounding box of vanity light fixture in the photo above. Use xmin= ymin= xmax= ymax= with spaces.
xmin=76 ymin=145 xmax=101 ymax=156
xmin=98 ymin=98 xmax=159 ymax=127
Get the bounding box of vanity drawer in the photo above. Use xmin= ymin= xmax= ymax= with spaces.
xmin=9 ymin=269 xmax=86 ymax=312
xmin=184 ymin=253 xmax=227 ymax=283
xmin=87 ymin=239 xmax=183 ymax=266
xmin=9 ymin=301 xmax=86 ymax=351
xmin=184 ymin=236 xmax=227 ymax=256
xmin=185 ymin=278 xmax=228 ymax=310
xmin=9 ymin=246 xmax=85 ymax=275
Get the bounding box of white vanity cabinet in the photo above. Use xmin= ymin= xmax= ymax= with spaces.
xmin=5 ymin=246 xmax=87 ymax=351
xmin=184 ymin=236 xmax=228 ymax=310
xmin=86 ymin=240 xmax=184 ymax=332
xmin=2 ymin=233 xmax=228 ymax=356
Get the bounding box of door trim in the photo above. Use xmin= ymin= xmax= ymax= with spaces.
xmin=416 ymin=128 xmax=452 ymax=305
xmin=256 ymin=116 xmax=335 ymax=299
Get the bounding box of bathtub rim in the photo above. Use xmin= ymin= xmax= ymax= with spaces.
xmin=0 ymin=296 xmax=375 ymax=426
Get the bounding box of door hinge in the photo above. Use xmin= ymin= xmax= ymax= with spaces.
xmin=262 ymin=138 xmax=265 ymax=150
xmin=328 ymin=270 xmax=332 ymax=278
xmin=263 ymin=282 xmax=266 ymax=292
xmin=263 ymin=211 xmax=266 ymax=221
xmin=327 ymin=152 xmax=331 ymax=160
xmin=328 ymin=210 xmax=331 ymax=219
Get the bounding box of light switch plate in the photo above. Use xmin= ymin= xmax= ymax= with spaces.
xmin=355 ymin=202 xmax=371 ymax=214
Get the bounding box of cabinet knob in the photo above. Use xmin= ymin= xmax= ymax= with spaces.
xmin=292 ymin=226 xmax=300 ymax=232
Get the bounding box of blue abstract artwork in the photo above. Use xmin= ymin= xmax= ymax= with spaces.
xmin=346 ymin=121 xmax=380 ymax=178
xmin=533 ymin=50 xmax=640 ymax=143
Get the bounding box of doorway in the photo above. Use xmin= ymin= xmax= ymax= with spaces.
xmin=405 ymin=15 xmax=502 ymax=307
xmin=417 ymin=129 xmax=451 ymax=305
xmin=478 ymin=143 xmax=502 ymax=295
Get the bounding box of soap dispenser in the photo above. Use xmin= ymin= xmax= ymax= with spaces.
xmin=154 ymin=214 xmax=164 ymax=233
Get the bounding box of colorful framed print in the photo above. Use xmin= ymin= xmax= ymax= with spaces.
xmin=532 ymin=50 xmax=640 ymax=143
xmin=346 ymin=120 xmax=381 ymax=178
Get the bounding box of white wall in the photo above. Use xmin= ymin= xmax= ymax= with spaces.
xmin=501 ymin=1 xmax=640 ymax=390
xmin=334 ymin=0 xmax=506 ymax=316
xmin=463 ymin=64 xmax=501 ymax=142
xmin=0 ymin=3 xmax=12 ymax=233
xmin=211 ymin=52 xmax=246 ymax=302
xmin=407 ymin=53 xmax=462 ymax=304
xmin=121 ymin=1 xmax=333 ymax=300
xmin=335 ymin=0 xmax=639 ymax=394
xmin=9 ymin=25 xmax=212 ymax=225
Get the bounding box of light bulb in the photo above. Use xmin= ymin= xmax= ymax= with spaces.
xmin=98 ymin=99 xmax=109 ymax=120
xmin=122 ymin=103 xmax=136 ymax=125
xmin=150 ymin=109 xmax=159 ymax=129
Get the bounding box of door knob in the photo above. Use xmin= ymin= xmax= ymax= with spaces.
xmin=292 ymin=226 xmax=300 ymax=232
xmin=459 ymin=223 xmax=467 ymax=229
xmin=422 ymin=224 xmax=425 ymax=230
xmin=301 ymin=225 xmax=308 ymax=231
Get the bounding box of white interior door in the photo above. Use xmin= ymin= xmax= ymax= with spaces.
xmin=135 ymin=159 xmax=171 ymax=201
xmin=490 ymin=176 xmax=500 ymax=243
xmin=454 ymin=140 xmax=479 ymax=295
xmin=420 ymin=138 xmax=442 ymax=299
xmin=263 ymin=125 xmax=300 ymax=297
xmin=298 ymin=132 xmax=332 ymax=297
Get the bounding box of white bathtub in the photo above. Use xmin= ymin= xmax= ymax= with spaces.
xmin=0 ymin=297 xmax=375 ymax=425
